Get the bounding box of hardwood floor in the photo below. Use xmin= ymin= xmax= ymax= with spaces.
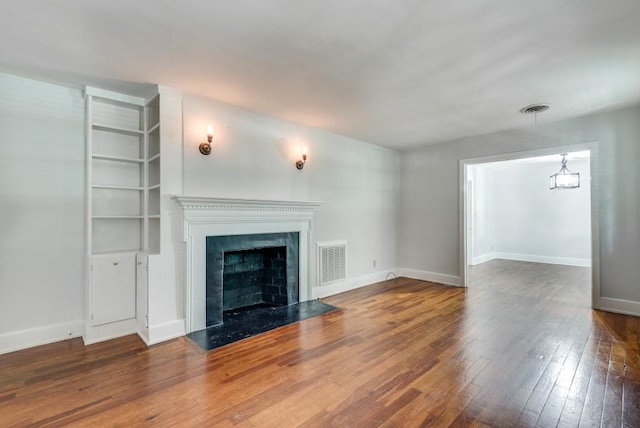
xmin=1 ymin=259 xmax=639 ymax=427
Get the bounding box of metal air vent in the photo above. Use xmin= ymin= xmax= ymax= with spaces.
xmin=520 ymin=104 xmax=550 ymax=114
xmin=318 ymin=241 xmax=347 ymax=286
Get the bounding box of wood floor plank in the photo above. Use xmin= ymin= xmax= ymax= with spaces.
xmin=578 ymin=333 xmax=612 ymax=426
xmin=623 ymin=366 xmax=640 ymax=426
xmin=1 ymin=259 xmax=638 ymax=426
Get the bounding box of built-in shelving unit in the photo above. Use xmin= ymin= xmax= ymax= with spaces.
xmin=145 ymin=95 xmax=161 ymax=254
xmin=84 ymin=87 xmax=162 ymax=343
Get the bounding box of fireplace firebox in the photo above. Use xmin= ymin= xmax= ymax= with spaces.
xmin=206 ymin=232 xmax=299 ymax=328
xmin=223 ymin=246 xmax=288 ymax=310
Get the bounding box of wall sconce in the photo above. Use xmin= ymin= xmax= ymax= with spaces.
xmin=295 ymin=146 xmax=308 ymax=170
xmin=199 ymin=125 xmax=213 ymax=155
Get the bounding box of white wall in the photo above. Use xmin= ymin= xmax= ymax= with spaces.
xmin=182 ymin=94 xmax=399 ymax=295
xmin=0 ymin=73 xmax=399 ymax=353
xmin=0 ymin=72 xmax=86 ymax=351
xmin=468 ymin=166 xmax=494 ymax=264
xmin=399 ymin=105 xmax=640 ymax=309
xmin=470 ymin=159 xmax=591 ymax=266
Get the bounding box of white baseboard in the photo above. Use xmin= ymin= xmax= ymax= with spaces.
xmin=471 ymin=253 xmax=496 ymax=265
xmin=137 ymin=321 xmax=150 ymax=346
xmin=83 ymin=318 xmax=138 ymax=345
xmin=1 ymin=317 xmax=184 ymax=354
xmin=0 ymin=320 xmax=84 ymax=355
xmin=314 ymin=270 xmax=397 ymax=299
xmin=147 ymin=319 xmax=186 ymax=345
xmin=599 ymin=297 xmax=640 ymax=317
xmin=397 ymin=268 xmax=462 ymax=287
xmin=493 ymin=252 xmax=591 ymax=267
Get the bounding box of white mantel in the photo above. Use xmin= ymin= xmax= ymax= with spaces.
xmin=173 ymin=196 xmax=323 ymax=333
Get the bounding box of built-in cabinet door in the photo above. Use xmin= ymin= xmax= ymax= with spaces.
xmin=90 ymin=253 xmax=136 ymax=326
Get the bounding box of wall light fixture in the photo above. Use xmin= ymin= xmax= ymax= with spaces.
xmin=199 ymin=125 xmax=213 ymax=155
xmin=550 ymin=153 xmax=580 ymax=189
xmin=296 ymin=146 xmax=308 ymax=170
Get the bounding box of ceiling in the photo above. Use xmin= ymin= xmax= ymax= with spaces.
xmin=1 ymin=1 xmax=640 ymax=150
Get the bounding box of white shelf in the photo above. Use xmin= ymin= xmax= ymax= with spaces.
xmin=146 ymin=91 xmax=161 ymax=258
xmin=92 ymin=154 xmax=144 ymax=163
xmin=92 ymin=249 xmax=143 ymax=255
xmin=92 ymin=216 xmax=144 ymax=219
xmin=92 ymin=123 xmax=144 ymax=136
xmin=148 ymin=122 xmax=160 ymax=133
xmin=92 ymin=184 xmax=144 ymax=191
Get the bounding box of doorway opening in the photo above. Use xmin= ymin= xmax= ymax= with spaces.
xmin=459 ymin=144 xmax=600 ymax=309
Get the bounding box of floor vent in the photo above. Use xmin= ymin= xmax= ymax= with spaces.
xmin=318 ymin=241 xmax=347 ymax=286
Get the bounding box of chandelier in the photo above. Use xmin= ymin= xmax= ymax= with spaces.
xmin=550 ymin=153 xmax=580 ymax=190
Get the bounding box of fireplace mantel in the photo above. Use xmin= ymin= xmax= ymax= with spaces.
xmin=173 ymin=196 xmax=323 ymax=213
xmin=173 ymin=196 xmax=324 ymax=333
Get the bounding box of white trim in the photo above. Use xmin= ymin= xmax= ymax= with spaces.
xmin=471 ymin=253 xmax=496 ymax=265
xmin=459 ymin=160 xmax=467 ymax=286
xmin=85 ymin=86 xmax=145 ymax=106
xmin=0 ymin=321 xmax=84 ymax=355
xmin=142 ymin=84 xmax=184 ymax=104
xmin=599 ymin=297 xmax=640 ymax=317
xmin=83 ymin=318 xmax=138 ymax=345
xmin=137 ymin=323 xmax=149 ymax=345
xmin=314 ymin=270 xmax=396 ymax=299
xmin=146 ymin=319 xmax=186 ymax=345
xmin=589 ymin=145 xmax=601 ymax=309
xmin=471 ymin=252 xmax=591 ymax=267
xmin=398 ymin=268 xmax=462 ymax=287
xmin=492 ymin=253 xmax=591 ymax=267
xmin=173 ymin=196 xmax=324 ymax=333
xmin=459 ymin=142 xmax=601 ymax=309
xmin=173 ymin=196 xmax=323 ymax=213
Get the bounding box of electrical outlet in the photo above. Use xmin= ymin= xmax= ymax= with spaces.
xmin=373 ymin=259 xmax=377 ymax=268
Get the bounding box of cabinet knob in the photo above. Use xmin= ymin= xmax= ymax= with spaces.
xmin=113 ymin=261 xmax=119 ymax=266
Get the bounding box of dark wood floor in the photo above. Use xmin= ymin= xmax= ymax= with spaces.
xmin=1 ymin=259 xmax=639 ymax=427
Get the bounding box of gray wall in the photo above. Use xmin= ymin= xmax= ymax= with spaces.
xmin=183 ymin=93 xmax=399 ymax=281
xmin=399 ymin=105 xmax=640 ymax=303
xmin=0 ymin=72 xmax=85 ymax=336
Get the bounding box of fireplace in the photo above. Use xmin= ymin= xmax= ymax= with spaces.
xmin=174 ymin=196 xmax=323 ymax=333
xmin=206 ymin=232 xmax=299 ymax=327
